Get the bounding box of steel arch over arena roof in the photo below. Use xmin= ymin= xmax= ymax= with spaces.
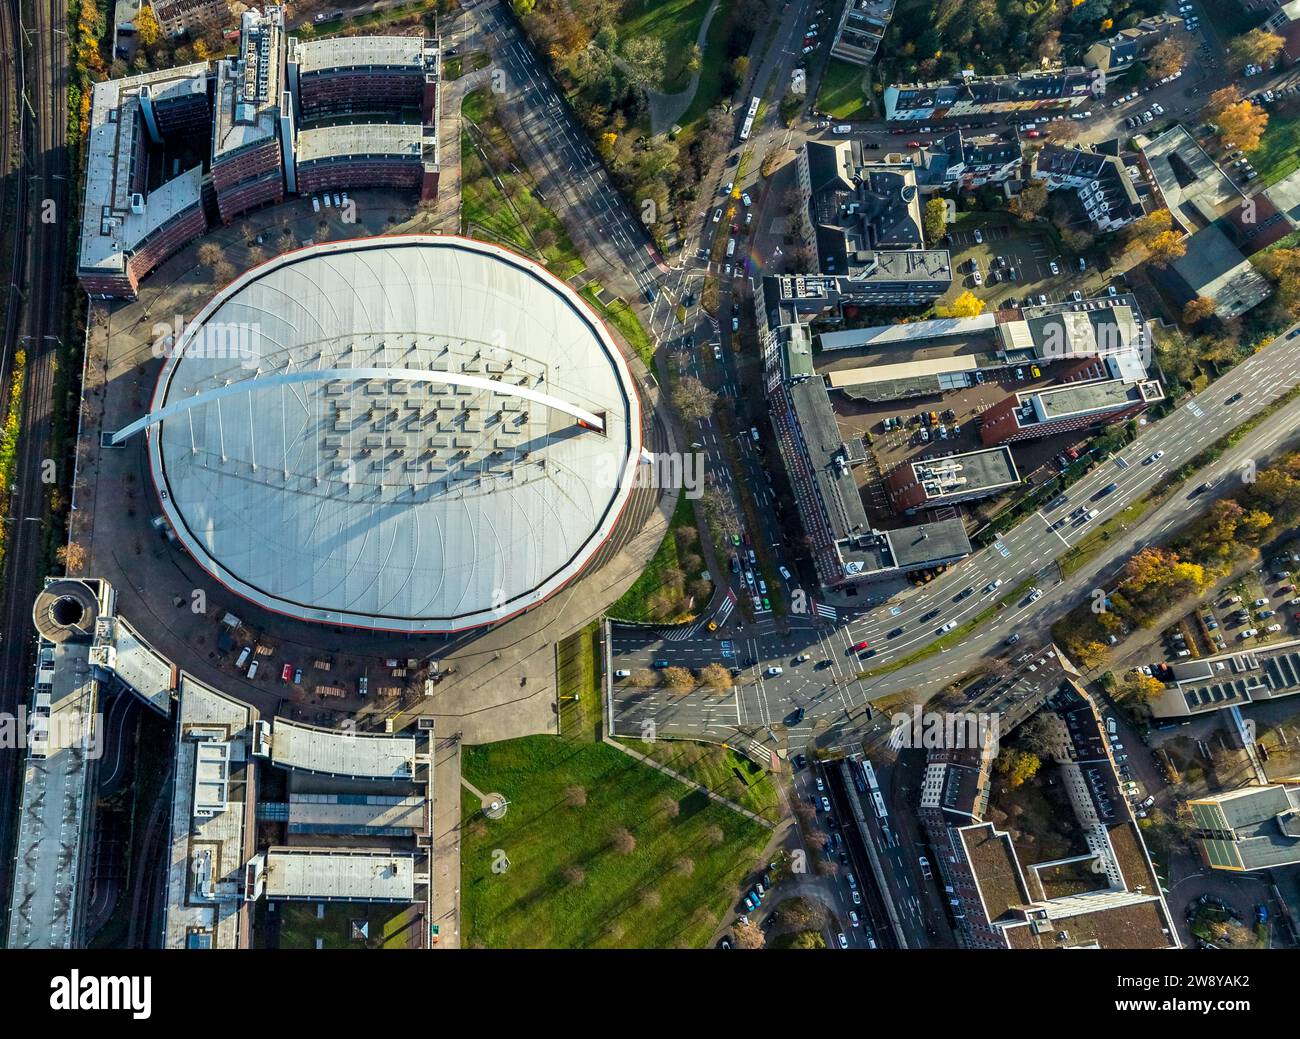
xmin=141 ymin=235 xmax=642 ymax=633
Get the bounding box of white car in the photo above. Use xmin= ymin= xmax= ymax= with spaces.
xmin=985 ymin=579 xmax=1003 ymax=593
xmin=712 ymin=208 xmax=722 ymax=223
xmin=766 ymin=666 xmax=784 ymax=676
xmin=1266 ymin=623 xmax=1283 ymax=633
xmin=779 ymin=565 xmax=792 ymax=580
xmin=1049 ymin=260 xmax=1060 ymax=275
xmin=615 ymin=669 xmax=631 ymax=678
xmin=731 ymin=317 xmax=740 ymax=332
xmin=741 ymin=193 xmax=752 ymax=207
xmin=1145 ymin=451 xmax=1164 ymax=464
xmin=837 ymin=933 xmax=848 ymax=949
xmin=1028 ymin=587 xmax=1043 ymax=602
xmin=974 ymin=229 xmax=984 ymax=244
xmin=713 ymin=344 xmax=723 ymax=360
xmin=939 ymin=621 xmax=956 ymax=633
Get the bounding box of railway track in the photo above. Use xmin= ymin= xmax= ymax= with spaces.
xmin=0 ymin=0 xmax=70 ymax=925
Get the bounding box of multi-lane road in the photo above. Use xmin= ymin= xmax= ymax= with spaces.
xmin=613 ymin=319 xmax=1300 ymax=751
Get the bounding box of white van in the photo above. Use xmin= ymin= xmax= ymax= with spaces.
xmin=236 ymin=646 xmax=252 ymax=668
xmin=247 ymin=659 xmax=259 ymax=679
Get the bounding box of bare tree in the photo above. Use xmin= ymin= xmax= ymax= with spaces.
xmin=610 ymin=827 xmax=637 ymax=854
xmin=662 ymin=666 xmax=697 ymax=693
xmin=673 ymin=375 xmax=717 ymax=422
xmin=733 ymin=918 xmax=766 ymax=949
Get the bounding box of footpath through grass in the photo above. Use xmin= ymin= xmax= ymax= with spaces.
xmin=460 ymin=623 xmax=769 ymax=948
xmin=628 ymin=738 xmax=781 ymax=823
xmin=620 ymin=0 xmax=714 ymax=94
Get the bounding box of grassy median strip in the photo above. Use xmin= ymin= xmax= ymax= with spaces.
xmin=856 ymin=578 xmax=1034 ymax=680
xmin=1059 ymin=381 xmax=1300 ymax=577
xmin=1058 ymin=497 xmax=1158 ymax=577
xmin=579 ymin=283 xmax=655 ymax=367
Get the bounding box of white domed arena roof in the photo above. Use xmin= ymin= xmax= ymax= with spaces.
xmin=144 ymin=235 xmax=641 ymax=632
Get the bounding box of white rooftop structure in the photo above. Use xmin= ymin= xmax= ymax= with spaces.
xmin=819 ymin=314 xmax=996 ymax=350
xmin=138 ymin=235 xmax=640 ymax=632
xmin=270 ymin=718 xmax=418 ymax=779
xmin=261 ymin=848 xmax=416 ymax=901
xmin=90 ymin=613 xmax=175 ymax=713
xmin=212 ymin=7 xmax=284 ymax=161
xmin=6 ymin=639 xmax=98 ymax=948
xmin=293 ymin=33 xmax=438 ymax=73
xmin=78 ymin=64 xmax=209 ymax=276
xmin=164 ymin=676 xmax=256 ymax=949
xmin=296 ymin=123 xmax=427 ymax=163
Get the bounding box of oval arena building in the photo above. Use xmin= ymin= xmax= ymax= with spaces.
xmin=134 ymin=236 xmax=642 ymax=633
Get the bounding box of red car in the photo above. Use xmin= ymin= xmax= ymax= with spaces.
xmin=907 ymin=140 xmax=921 ymax=148
xmin=1026 ymin=130 xmax=1041 ymax=139
xmin=281 ymin=663 xmax=293 ymax=681
xmin=852 ymin=640 xmax=870 ymax=651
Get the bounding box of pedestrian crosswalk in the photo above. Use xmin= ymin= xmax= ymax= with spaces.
xmin=814 ymin=602 xmax=837 ymax=621
xmin=714 ymin=594 xmax=736 ymax=627
xmin=659 ymin=623 xmax=700 ymax=642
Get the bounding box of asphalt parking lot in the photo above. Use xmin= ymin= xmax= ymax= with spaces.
xmin=945 ymin=223 xmax=1113 ymax=309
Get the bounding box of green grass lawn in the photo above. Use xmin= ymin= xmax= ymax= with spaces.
xmin=620 ymin=0 xmax=713 ymax=94
xmin=679 ymin=0 xmax=742 ymax=132
xmin=628 ymin=739 xmax=781 ymax=823
xmin=579 ymin=281 xmax=656 ymax=367
xmin=1252 ymin=106 xmax=1300 ymax=187
xmin=274 ymin=901 xmax=424 ymax=949
xmin=461 ymin=91 xmax=586 ymax=281
xmin=608 ymin=489 xmax=709 ymax=622
xmin=816 ymin=58 xmax=871 ymax=121
xmin=460 ymin=725 xmax=769 ymax=948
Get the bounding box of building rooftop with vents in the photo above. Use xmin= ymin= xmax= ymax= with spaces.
xmin=258 ymin=847 xmax=416 ymax=901
xmin=78 ymin=63 xmax=210 ymax=280
xmin=212 ymin=8 xmax=284 ymax=161
xmin=886 ymin=446 xmax=1020 ymax=513
xmin=269 ymin=718 xmax=419 ymax=780
xmin=884 ymin=68 xmax=1099 ymax=120
xmin=295 ymin=122 xmax=433 ymax=164
xmin=1148 ymin=639 xmax=1300 ymax=718
xmin=1163 ymin=221 xmax=1273 ymax=320
xmin=163 ymin=675 xmax=258 ymax=950
xmin=293 ymin=33 xmax=438 ymax=73
xmin=1139 ymin=124 xmax=1242 ymax=234
xmin=1189 ymin=784 xmax=1300 ymax=872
